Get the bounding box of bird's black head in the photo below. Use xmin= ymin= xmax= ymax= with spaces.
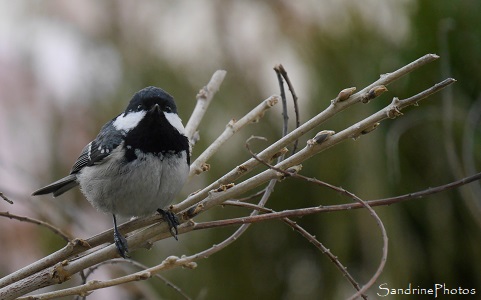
xmin=115 ymin=86 xmax=190 ymax=164
xmin=125 ymin=86 xmax=178 ymax=115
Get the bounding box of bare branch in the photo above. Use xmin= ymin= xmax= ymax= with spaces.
xmin=186 ymin=78 xmax=455 ymax=218
xmin=245 ymin=138 xmax=384 ymax=299
xmin=274 ymin=65 xmax=289 ymax=137
xmin=26 ymin=169 xmax=480 ymax=299
xmin=273 ymin=78 xmax=456 ymax=174
xmin=189 ymin=95 xmax=279 ymax=177
xmin=0 ymin=192 xmax=13 ymax=204
xmin=0 ymin=211 xmax=72 ymax=242
xmin=225 ymin=199 xmax=369 ymax=298
xmin=197 ymin=171 xmax=481 ymax=226
xmin=184 ymin=70 xmax=227 ymax=142
xmin=81 ymin=259 xmax=191 ymax=300
xmin=175 ymin=54 xmax=442 ymax=213
xmin=275 ymin=64 xmax=301 ymax=153
xmin=0 ymin=56 xmax=461 ymax=299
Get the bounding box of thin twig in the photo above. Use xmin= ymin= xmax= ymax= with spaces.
xmin=0 ymin=211 xmax=72 ymax=242
xmin=0 ymin=57 xmax=459 ymax=300
xmin=194 ymin=171 xmax=481 ymax=228
xmin=186 ymin=78 xmax=455 ymax=218
xmin=188 ymin=95 xmax=279 ymax=178
xmin=175 ymin=54 xmax=442 ymax=213
xmin=245 ymin=139 xmax=381 ymax=299
xmin=17 ymin=255 xmax=196 ymax=300
xmin=82 ymin=259 xmax=191 ymax=300
xmin=68 ymin=171 xmax=480 ymax=300
xmin=274 ymin=65 xmax=289 ymax=137
xmin=223 ymin=200 xmax=368 ymax=300
xmin=276 ymin=64 xmax=301 ymax=153
xmin=0 ymin=192 xmax=13 ymax=204
xmin=184 ymin=70 xmax=227 ymax=142
xmin=273 ymin=78 xmax=456 ymax=175
xmin=179 ymin=71 xmax=292 ymax=293
xmin=11 ymin=171 xmax=481 ymax=299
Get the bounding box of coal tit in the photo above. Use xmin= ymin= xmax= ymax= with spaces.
xmin=32 ymin=86 xmax=190 ymax=258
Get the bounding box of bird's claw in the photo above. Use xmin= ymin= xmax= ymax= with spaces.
xmin=114 ymin=226 xmax=129 ymax=258
xmin=157 ymin=209 xmax=180 ymax=240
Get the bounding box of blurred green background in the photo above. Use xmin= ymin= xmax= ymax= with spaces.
xmin=0 ymin=1 xmax=480 ymax=299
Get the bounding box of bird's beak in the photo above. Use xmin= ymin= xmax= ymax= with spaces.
xmin=151 ymin=104 xmax=161 ymax=114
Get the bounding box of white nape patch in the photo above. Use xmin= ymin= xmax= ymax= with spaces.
xmin=164 ymin=112 xmax=185 ymax=134
xmin=113 ymin=111 xmax=146 ymax=132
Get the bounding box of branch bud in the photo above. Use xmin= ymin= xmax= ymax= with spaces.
xmin=307 ymin=130 xmax=335 ymax=146
xmin=270 ymin=147 xmax=288 ymax=161
xmin=361 ymin=85 xmax=388 ymax=103
xmin=386 ymin=97 xmax=403 ymax=119
xmin=361 ymin=122 xmax=380 ymax=135
xmin=334 ymin=87 xmax=356 ymax=103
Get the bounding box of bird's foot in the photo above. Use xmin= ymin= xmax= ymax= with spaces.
xmin=157 ymin=208 xmax=180 ymax=240
xmin=114 ymin=227 xmax=129 ymax=258
xmin=113 ymin=214 xmax=129 ymax=258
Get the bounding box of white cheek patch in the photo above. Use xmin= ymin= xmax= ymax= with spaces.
xmin=113 ymin=111 xmax=146 ymax=132
xmin=164 ymin=112 xmax=185 ymax=134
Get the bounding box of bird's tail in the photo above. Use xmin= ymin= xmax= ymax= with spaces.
xmin=32 ymin=174 xmax=78 ymax=197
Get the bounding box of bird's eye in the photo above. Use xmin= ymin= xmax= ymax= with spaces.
xmin=165 ymin=106 xmax=172 ymax=113
xmin=137 ymin=104 xmax=143 ymax=111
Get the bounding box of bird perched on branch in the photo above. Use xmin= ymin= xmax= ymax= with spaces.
xmin=32 ymin=86 xmax=190 ymax=258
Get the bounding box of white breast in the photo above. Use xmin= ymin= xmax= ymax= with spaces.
xmin=77 ymin=146 xmax=189 ymax=217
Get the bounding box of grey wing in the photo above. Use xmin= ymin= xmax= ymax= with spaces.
xmin=32 ymin=120 xmax=124 ymax=197
xmin=70 ymin=120 xmax=125 ymax=174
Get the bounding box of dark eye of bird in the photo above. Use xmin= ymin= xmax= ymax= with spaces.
xmin=137 ymin=104 xmax=143 ymax=111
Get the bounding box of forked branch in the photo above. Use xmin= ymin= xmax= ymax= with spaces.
xmin=0 ymin=54 xmax=463 ymax=300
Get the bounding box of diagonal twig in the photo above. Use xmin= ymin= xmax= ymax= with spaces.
xmin=184 ymin=70 xmax=227 ymax=142
xmin=175 ymin=54 xmax=442 ymax=213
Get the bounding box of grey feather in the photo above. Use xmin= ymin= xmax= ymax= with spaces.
xmin=32 ymin=120 xmax=125 ymax=197
xmin=31 ymin=174 xmax=78 ymax=197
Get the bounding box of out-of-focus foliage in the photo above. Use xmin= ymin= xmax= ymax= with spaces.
xmin=0 ymin=1 xmax=480 ymax=299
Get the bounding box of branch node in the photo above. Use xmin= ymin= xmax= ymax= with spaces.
xmin=227 ymin=119 xmax=236 ymax=128
xmin=236 ymin=165 xmax=248 ymax=174
xmin=201 ymin=163 xmax=210 ymax=173
xmin=334 ymin=87 xmax=357 ymax=103
xmin=164 ymin=256 xmax=180 ymax=265
xmin=137 ymin=272 xmax=151 ymax=280
xmin=51 ymin=261 xmax=72 ymax=284
xmin=196 ymin=87 xmax=208 ymax=100
xmin=281 ymin=165 xmax=303 ymax=179
xmin=185 ymin=262 xmax=198 ymax=269
xmin=71 ymin=238 xmax=92 ymax=250
xmin=267 ymin=96 xmax=279 ymax=107
xmin=175 ymin=255 xmax=196 ymax=269
xmin=270 ymin=147 xmax=289 ymax=161
xmin=214 ymin=183 xmax=235 ymax=192
xmin=192 ymin=163 xmax=211 ymax=175
xmin=87 ymin=280 xmax=101 ymax=286
xmin=307 ymin=130 xmax=336 ymax=146
xmin=361 ymin=122 xmax=381 ymax=135
xmin=386 ymin=97 xmax=403 ymax=119
xmin=185 ymin=203 xmax=203 ymax=219
xmin=361 ymin=85 xmax=388 ymax=103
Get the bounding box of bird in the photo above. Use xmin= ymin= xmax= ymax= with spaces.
xmin=32 ymin=86 xmax=190 ymax=258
